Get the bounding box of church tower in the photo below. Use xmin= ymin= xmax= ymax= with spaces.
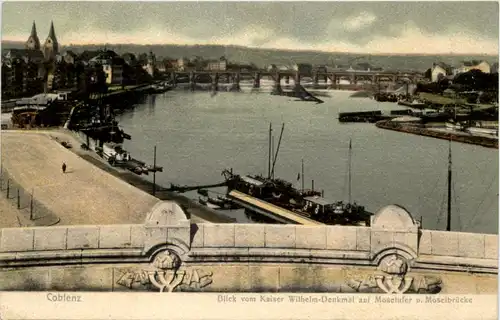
xmin=25 ymin=21 xmax=41 ymax=50
xmin=43 ymin=21 xmax=59 ymax=61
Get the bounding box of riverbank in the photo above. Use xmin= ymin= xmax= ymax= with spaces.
xmin=0 ymin=130 xmax=164 ymax=226
xmin=376 ymin=120 xmax=499 ymax=149
xmin=61 ymin=129 xmax=233 ymax=223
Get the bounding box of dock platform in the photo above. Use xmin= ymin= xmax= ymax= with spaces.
xmin=227 ymin=190 xmax=323 ymax=225
xmin=376 ymin=120 xmax=498 ymax=149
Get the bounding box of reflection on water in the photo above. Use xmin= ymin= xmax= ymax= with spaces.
xmin=116 ymin=88 xmax=498 ymax=234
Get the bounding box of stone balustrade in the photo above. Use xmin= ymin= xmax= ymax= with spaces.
xmin=0 ymin=202 xmax=497 ymax=293
xmin=0 ymin=203 xmax=496 ymax=272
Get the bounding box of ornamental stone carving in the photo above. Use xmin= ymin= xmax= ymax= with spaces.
xmin=116 ymin=249 xmax=213 ymax=292
xmin=345 ymin=253 xmax=442 ymax=294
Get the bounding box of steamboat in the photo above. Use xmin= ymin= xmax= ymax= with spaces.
xmin=221 ymin=123 xmax=373 ymax=226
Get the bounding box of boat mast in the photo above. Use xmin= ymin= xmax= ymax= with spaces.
xmin=270 ymin=123 xmax=285 ymax=179
xmin=446 ymin=138 xmax=452 ymax=231
xmin=268 ymin=123 xmax=272 ymax=179
xmin=348 ymin=138 xmax=352 ymax=204
xmin=301 ymin=159 xmax=305 ymax=192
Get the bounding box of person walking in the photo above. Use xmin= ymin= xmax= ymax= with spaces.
xmin=62 ymin=162 xmax=67 ymax=174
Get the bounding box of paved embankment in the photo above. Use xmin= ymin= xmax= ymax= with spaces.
xmin=376 ymin=120 xmax=499 ymax=148
xmin=0 ymin=130 xmax=161 ymax=226
xmin=0 ymin=196 xmax=22 ymax=227
xmin=47 ymin=129 xmax=231 ymax=223
xmin=77 ymin=154 xmax=234 ymax=223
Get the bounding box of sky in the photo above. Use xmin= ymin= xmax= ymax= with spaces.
xmin=1 ymin=1 xmax=499 ymax=55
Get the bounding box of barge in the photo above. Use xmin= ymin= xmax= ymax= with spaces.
xmin=96 ymin=142 xmax=163 ymax=175
xmin=218 ymin=123 xmax=373 ymax=226
xmin=222 ymin=171 xmax=371 ymax=226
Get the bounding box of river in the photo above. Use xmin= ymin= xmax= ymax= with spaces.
xmin=115 ymin=82 xmax=498 ymax=234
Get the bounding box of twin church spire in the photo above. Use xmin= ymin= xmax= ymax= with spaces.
xmin=25 ymin=20 xmax=59 ymax=60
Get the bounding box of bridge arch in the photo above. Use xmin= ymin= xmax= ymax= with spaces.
xmin=193 ymin=73 xmax=212 ymax=83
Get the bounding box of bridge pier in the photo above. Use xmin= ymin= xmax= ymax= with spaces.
xmin=350 ymin=74 xmax=356 ymax=85
xmin=232 ymin=72 xmax=241 ymax=91
xmin=189 ymin=72 xmax=196 ymax=91
xmin=327 ymin=74 xmax=337 ymax=89
xmin=211 ymin=73 xmax=219 ymax=92
xmin=273 ymin=73 xmax=282 ymax=93
xmin=170 ymin=71 xmax=177 ymax=87
xmin=253 ymin=72 xmax=260 ymax=89
xmin=313 ymin=73 xmax=319 ymax=86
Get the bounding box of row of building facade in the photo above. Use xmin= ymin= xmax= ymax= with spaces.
xmin=1 ymin=22 xmax=257 ymax=99
xmin=430 ymin=60 xmax=498 ymax=83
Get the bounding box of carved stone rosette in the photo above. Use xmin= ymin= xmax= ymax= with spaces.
xmin=345 ymin=254 xmax=442 ymax=294
xmin=116 ymin=249 xmax=213 ymax=292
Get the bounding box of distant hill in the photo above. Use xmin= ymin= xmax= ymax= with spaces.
xmin=2 ymin=40 xmax=498 ymax=72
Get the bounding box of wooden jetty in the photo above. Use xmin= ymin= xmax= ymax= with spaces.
xmin=338 ymin=110 xmax=388 ymax=123
xmin=227 ymin=190 xmax=323 ymax=225
xmin=338 ymin=109 xmax=419 ymax=123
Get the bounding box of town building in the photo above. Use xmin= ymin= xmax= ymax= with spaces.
xmin=144 ymin=51 xmax=156 ymax=77
xmin=42 ymin=21 xmax=59 ymax=61
xmin=122 ymin=53 xmax=137 ymax=66
xmin=176 ymin=58 xmax=189 ymax=71
xmin=25 ymin=21 xmax=41 ymax=51
xmin=88 ymin=50 xmax=124 ymax=85
xmin=491 ymin=62 xmax=499 ymax=74
xmin=0 ymin=21 xmax=58 ymax=97
xmin=155 ymin=61 xmax=167 ymax=73
xmin=163 ymin=59 xmax=179 ymax=70
xmin=455 ymin=60 xmax=491 ymax=74
xmin=292 ymin=63 xmax=313 ymax=75
xmin=431 ymin=62 xmax=454 ymax=82
xmin=206 ymin=57 xmax=227 ymax=71
xmin=62 ymin=51 xmax=78 ymax=64
xmin=79 ymin=51 xmax=101 ymax=65
xmin=278 ymin=65 xmax=293 ymax=71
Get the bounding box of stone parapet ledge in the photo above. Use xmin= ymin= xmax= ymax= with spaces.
xmin=0 ymin=249 xmax=145 ymax=268
xmin=0 ymin=204 xmax=497 ymax=275
xmin=189 ymin=205 xmax=498 ymax=274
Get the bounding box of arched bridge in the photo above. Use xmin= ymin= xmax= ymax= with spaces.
xmin=0 ymin=201 xmax=496 ymax=294
xmin=167 ymin=70 xmax=424 ymax=90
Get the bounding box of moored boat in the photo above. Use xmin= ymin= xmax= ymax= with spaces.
xmin=222 ymin=123 xmax=372 ymax=226
xmin=96 ymin=142 xmax=163 ymax=175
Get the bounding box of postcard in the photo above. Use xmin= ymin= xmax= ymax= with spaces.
xmin=0 ymin=1 xmax=498 ymax=319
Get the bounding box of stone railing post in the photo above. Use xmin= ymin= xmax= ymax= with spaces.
xmin=143 ymin=201 xmax=191 ymax=254
xmin=369 ymin=205 xmax=420 ymax=263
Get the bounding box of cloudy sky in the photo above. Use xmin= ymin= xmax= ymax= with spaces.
xmin=2 ymin=1 xmax=499 ymax=54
